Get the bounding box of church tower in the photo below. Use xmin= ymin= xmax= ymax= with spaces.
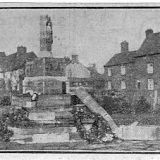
xmin=39 ymin=15 xmax=53 ymax=57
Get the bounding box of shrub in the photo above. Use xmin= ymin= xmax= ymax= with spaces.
xmin=1 ymin=96 xmax=11 ymax=106
xmin=0 ymin=116 xmax=14 ymax=142
xmin=100 ymin=96 xmax=132 ymax=114
xmin=134 ymin=96 xmax=151 ymax=114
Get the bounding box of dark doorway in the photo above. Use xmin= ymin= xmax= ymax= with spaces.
xmin=62 ymin=82 xmax=66 ymax=94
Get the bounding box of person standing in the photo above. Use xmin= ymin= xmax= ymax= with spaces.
xmin=31 ymin=92 xmax=39 ymax=107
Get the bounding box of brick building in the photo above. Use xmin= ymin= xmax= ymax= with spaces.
xmin=104 ymin=29 xmax=160 ymax=110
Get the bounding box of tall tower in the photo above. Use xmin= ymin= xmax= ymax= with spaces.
xmin=40 ymin=15 xmax=53 ymax=57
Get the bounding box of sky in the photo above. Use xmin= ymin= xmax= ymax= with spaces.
xmin=1 ymin=8 xmax=160 ymax=73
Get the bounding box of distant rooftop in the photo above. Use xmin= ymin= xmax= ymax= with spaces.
xmin=105 ymin=29 xmax=160 ymax=67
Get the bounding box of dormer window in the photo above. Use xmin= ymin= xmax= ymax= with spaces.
xmin=147 ymin=63 xmax=153 ymax=74
xmin=121 ymin=65 xmax=126 ymax=75
xmin=108 ymin=68 xmax=112 ymax=77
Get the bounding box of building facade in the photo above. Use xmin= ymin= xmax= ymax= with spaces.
xmin=65 ymin=55 xmax=93 ymax=94
xmin=104 ymin=29 xmax=160 ymax=110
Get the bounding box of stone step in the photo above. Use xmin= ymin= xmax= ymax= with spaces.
xmin=9 ymin=126 xmax=82 ymax=144
xmin=10 ymin=132 xmax=70 ymax=144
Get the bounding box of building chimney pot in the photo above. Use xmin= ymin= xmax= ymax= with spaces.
xmin=72 ymin=55 xmax=79 ymax=63
xmin=17 ymin=46 xmax=27 ymax=54
xmin=145 ymin=29 xmax=153 ymax=38
xmin=121 ymin=41 xmax=129 ymax=53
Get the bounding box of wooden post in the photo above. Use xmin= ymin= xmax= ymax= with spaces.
xmin=75 ymin=87 xmax=118 ymax=133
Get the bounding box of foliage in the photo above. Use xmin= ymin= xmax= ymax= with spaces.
xmin=0 ymin=107 xmax=30 ymax=142
xmin=100 ymin=95 xmax=132 ymax=114
xmin=0 ymin=96 xmax=11 ymax=106
xmin=72 ymin=105 xmax=115 ymax=143
xmin=0 ymin=116 xmax=13 ymax=142
xmin=134 ymin=96 xmax=152 ymax=114
xmin=5 ymin=108 xmax=30 ymax=127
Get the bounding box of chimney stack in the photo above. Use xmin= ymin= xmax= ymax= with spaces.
xmin=145 ymin=29 xmax=153 ymax=38
xmin=72 ymin=55 xmax=79 ymax=63
xmin=17 ymin=46 xmax=27 ymax=54
xmin=121 ymin=41 xmax=129 ymax=53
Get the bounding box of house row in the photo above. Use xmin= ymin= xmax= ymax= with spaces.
xmin=0 ymin=46 xmax=37 ymax=95
xmin=104 ymin=29 xmax=160 ymax=109
xmin=0 ymin=46 xmax=104 ymax=96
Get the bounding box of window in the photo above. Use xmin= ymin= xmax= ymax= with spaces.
xmin=121 ymin=81 xmax=126 ymax=90
xmin=72 ymin=82 xmax=76 ymax=87
xmin=108 ymin=68 xmax=112 ymax=77
xmin=148 ymin=79 xmax=154 ymax=90
xmin=121 ymin=65 xmax=126 ymax=75
xmin=147 ymin=63 xmax=153 ymax=74
xmin=68 ymin=69 xmax=72 ymax=78
xmin=26 ymin=64 xmax=33 ymax=76
xmin=107 ymin=81 xmax=112 ymax=90
xmin=137 ymin=80 xmax=141 ymax=89
xmin=0 ymin=73 xmax=3 ymax=79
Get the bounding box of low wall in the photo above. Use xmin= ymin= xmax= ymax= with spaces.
xmin=38 ymin=94 xmax=71 ymax=107
xmin=12 ymin=94 xmax=71 ymax=107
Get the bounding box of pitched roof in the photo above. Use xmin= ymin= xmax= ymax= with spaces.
xmin=136 ymin=32 xmax=160 ymax=57
xmin=66 ymin=62 xmax=91 ymax=78
xmin=105 ymin=31 xmax=160 ymax=67
xmin=104 ymin=51 xmax=137 ymax=67
xmin=4 ymin=51 xmax=37 ymax=71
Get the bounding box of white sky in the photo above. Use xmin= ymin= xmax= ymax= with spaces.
xmin=1 ymin=8 xmax=160 ymax=73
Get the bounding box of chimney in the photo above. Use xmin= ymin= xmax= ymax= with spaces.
xmin=17 ymin=46 xmax=27 ymax=54
xmin=72 ymin=55 xmax=79 ymax=63
xmin=145 ymin=29 xmax=153 ymax=38
xmin=121 ymin=41 xmax=129 ymax=53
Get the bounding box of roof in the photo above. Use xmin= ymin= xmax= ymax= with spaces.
xmin=137 ymin=32 xmax=160 ymax=57
xmin=4 ymin=51 xmax=37 ymax=71
xmin=87 ymin=66 xmax=101 ymax=77
xmin=65 ymin=62 xmax=91 ymax=78
xmin=33 ymin=56 xmax=71 ymax=65
xmin=104 ymin=51 xmax=137 ymax=67
xmin=105 ymin=31 xmax=160 ymax=67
